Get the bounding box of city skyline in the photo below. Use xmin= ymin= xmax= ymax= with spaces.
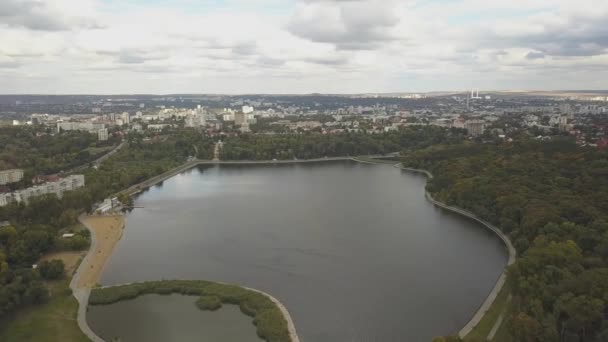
xmin=1 ymin=0 xmax=608 ymax=94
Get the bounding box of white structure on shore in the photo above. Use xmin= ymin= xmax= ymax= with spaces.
xmin=0 ymin=175 xmax=85 ymax=207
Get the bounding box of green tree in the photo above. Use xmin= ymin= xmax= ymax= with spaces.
xmin=38 ymin=259 xmax=65 ymax=280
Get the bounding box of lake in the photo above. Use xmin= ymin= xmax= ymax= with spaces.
xmin=87 ymin=294 xmax=261 ymax=342
xmin=93 ymin=161 xmax=508 ymax=341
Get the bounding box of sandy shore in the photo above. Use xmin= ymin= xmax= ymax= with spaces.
xmin=76 ymin=215 xmax=125 ymax=289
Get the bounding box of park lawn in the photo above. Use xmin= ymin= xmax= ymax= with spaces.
xmin=0 ymin=279 xmax=89 ymax=342
xmin=464 ymin=283 xmax=512 ymax=342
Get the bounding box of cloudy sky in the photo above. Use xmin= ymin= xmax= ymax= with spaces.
xmin=1 ymin=0 xmax=607 ymax=94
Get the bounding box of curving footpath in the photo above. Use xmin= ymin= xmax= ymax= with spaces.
xmin=242 ymin=286 xmax=300 ymax=342
xmin=70 ymin=215 xmax=105 ymax=342
xmin=93 ymin=281 xmax=301 ymax=342
xmin=394 ymin=163 xmax=517 ymax=338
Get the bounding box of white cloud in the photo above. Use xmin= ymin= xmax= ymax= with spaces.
xmin=0 ymin=0 xmax=607 ymax=93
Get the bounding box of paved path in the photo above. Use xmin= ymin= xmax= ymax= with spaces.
xmin=66 ymin=142 xmax=125 ymax=174
xmin=243 ymin=286 xmax=300 ymax=342
xmin=93 ymin=281 xmax=301 ymax=342
xmin=70 ymin=215 xmax=106 ymax=342
xmin=394 ymin=163 xmax=517 ymax=339
xmin=487 ymin=295 xmax=511 ymax=341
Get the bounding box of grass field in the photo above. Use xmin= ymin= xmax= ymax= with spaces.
xmin=0 ymin=279 xmax=89 ymax=342
xmin=464 ymin=283 xmax=513 ymax=342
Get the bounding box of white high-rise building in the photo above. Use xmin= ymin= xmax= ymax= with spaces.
xmin=57 ymin=122 xmax=105 ymax=132
xmin=98 ymin=128 xmax=109 ymax=141
xmin=121 ymin=112 xmax=130 ymax=125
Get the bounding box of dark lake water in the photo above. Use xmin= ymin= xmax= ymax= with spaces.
xmin=95 ymin=161 xmax=507 ymax=341
xmin=87 ymin=294 xmax=261 ymax=342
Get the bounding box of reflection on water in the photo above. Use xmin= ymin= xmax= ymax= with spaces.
xmin=100 ymin=161 xmax=507 ymax=341
xmin=87 ymin=294 xmax=261 ymax=342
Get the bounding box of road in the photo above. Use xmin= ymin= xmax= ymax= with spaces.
xmin=65 ymin=142 xmax=125 ymax=174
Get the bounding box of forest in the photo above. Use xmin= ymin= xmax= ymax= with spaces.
xmin=220 ymin=126 xmax=467 ymax=160
xmin=403 ymin=138 xmax=608 ymax=342
xmin=0 ymin=126 xmax=117 ymax=188
xmin=0 ymin=127 xmax=214 ymax=319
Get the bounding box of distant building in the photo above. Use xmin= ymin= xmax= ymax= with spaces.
xmin=0 ymin=169 xmax=24 ymax=185
xmin=240 ymin=122 xmax=251 ymax=133
xmin=147 ymin=124 xmax=173 ymax=131
xmin=242 ymin=105 xmax=254 ymax=114
xmin=98 ymin=128 xmax=109 ymax=141
xmin=0 ymin=175 xmax=85 ymax=207
xmin=121 ymin=112 xmax=130 ymax=125
xmin=465 ymin=120 xmax=486 ymax=137
xmin=453 ymin=118 xmax=466 ymax=129
xmin=57 ymin=121 xmax=105 ymax=132
xmin=185 ymin=115 xmax=197 ymax=128
xmin=235 ymin=112 xmax=247 ymax=126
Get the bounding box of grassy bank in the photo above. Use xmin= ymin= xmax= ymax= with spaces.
xmin=0 ymin=280 xmax=89 ymax=342
xmin=90 ymin=280 xmax=291 ymax=342
xmin=463 ymin=283 xmax=513 ymax=342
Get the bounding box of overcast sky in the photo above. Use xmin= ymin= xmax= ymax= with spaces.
xmin=1 ymin=0 xmax=607 ymax=94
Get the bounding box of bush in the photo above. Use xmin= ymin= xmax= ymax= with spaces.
xmin=196 ymin=296 xmax=222 ymax=311
xmin=38 ymin=260 xmax=65 ymax=280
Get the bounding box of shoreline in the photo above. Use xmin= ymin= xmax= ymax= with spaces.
xmin=393 ymin=162 xmax=517 ymax=338
xmin=242 ymin=286 xmax=300 ymax=342
xmin=120 ymin=154 xmax=398 ymax=197
xmin=70 ymin=215 xmax=110 ymax=342
xmin=72 ymin=155 xmax=512 ymax=341
xmin=89 ymin=280 xmax=300 ymax=342
xmin=71 ymin=212 xmax=300 ymax=342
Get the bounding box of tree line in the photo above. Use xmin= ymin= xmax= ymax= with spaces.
xmin=220 ymin=126 xmax=467 ymax=160
xmin=403 ymin=138 xmax=608 ymax=341
xmin=0 ymin=126 xmax=117 ymax=188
